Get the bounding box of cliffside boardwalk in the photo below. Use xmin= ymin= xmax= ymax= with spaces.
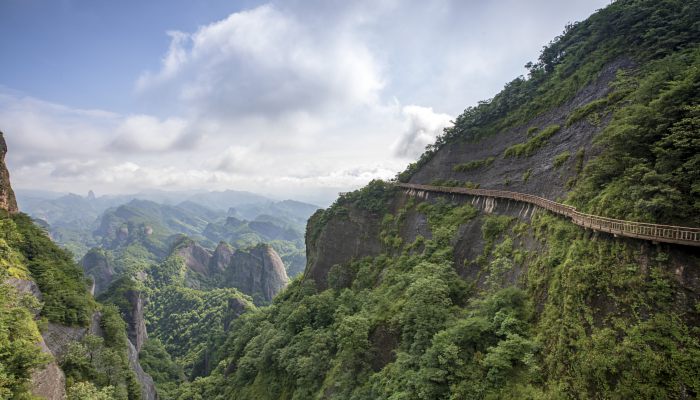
xmin=397 ymin=183 xmax=700 ymax=247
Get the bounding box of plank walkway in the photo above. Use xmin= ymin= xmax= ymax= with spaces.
xmin=397 ymin=183 xmax=700 ymax=247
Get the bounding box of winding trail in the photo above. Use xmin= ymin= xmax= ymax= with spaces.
xmin=397 ymin=183 xmax=700 ymax=247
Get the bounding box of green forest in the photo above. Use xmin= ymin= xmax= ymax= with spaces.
xmin=0 ymin=212 xmax=141 ymax=399
xmin=153 ymin=0 xmax=700 ymax=398
xmin=1 ymin=0 xmax=699 ymax=399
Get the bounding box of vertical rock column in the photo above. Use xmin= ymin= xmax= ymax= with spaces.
xmin=0 ymin=132 xmax=18 ymax=213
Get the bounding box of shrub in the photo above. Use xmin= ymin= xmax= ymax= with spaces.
xmin=553 ymin=151 xmax=571 ymax=168
xmin=453 ymin=157 xmax=496 ymax=172
xmin=503 ymin=125 xmax=561 ymax=158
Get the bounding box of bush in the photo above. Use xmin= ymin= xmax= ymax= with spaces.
xmin=503 ymin=124 xmax=561 ymax=158
xmin=553 ymin=151 xmax=571 ymax=168
xmin=453 ymin=157 xmax=496 ymax=172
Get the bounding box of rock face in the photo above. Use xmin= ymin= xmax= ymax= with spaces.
xmin=0 ymin=132 xmax=18 ymax=213
xmin=175 ymin=240 xmax=213 ymax=276
xmin=81 ymin=249 xmax=115 ymax=295
xmin=225 ymin=244 xmax=289 ymax=302
xmin=4 ymin=279 xmax=66 ymax=400
xmin=409 ymin=58 xmax=634 ymax=200
xmin=125 ymin=290 xmax=148 ymax=353
xmin=128 ymin=339 xmax=157 ymax=400
xmin=304 ymin=206 xmax=383 ymax=291
xmin=31 ymin=337 xmax=66 ymax=400
xmin=210 ymin=242 xmax=234 ymax=273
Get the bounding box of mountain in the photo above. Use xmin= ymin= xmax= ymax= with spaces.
xmin=185 ymin=189 xmax=272 ymax=211
xmin=87 ymin=197 xmax=310 ymax=281
xmin=161 ymin=1 xmax=700 ymax=398
xmin=18 ymin=185 xmax=318 ymax=281
xmin=0 ymin=133 xmax=156 ymax=399
xmin=169 ymin=238 xmax=290 ymax=302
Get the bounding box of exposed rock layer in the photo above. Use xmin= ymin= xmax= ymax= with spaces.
xmin=226 ymin=244 xmax=289 ymax=302
xmin=0 ymin=132 xmax=18 ymax=213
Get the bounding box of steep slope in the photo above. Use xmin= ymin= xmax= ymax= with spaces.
xmin=224 ymin=243 xmax=290 ymax=303
xmin=0 ymin=133 xmax=18 ymax=214
xmin=169 ymin=1 xmax=700 ymax=399
xmin=0 ymin=135 xmax=154 ymax=399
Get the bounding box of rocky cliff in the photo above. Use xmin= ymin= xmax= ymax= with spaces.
xmin=225 ymin=243 xmax=289 ymax=302
xmin=0 ymin=132 xmax=18 ymax=214
xmin=81 ymin=248 xmax=116 ymax=295
xmin=171 ymin=238 xmax=289 ymax=301
xmin=190 ymin=2 xmax=700 ymax=397
xmin=0 ymin=132 xmax=156 ymax=399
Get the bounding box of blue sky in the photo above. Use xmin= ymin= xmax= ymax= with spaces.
xmin=0 ymin=0 xmax=609 ymax=204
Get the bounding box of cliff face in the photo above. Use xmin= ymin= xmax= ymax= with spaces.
xmin=409 ymin=58 xmax=633 ymax=200
xmin=171 ymin=238 xmax=288 ymax=301
xmin=175 ymin=240 xmax=214 ymax=276
xmin=0 ymin=135 xmax=156 ymax=399
xmin=210 ymin=241 xmax=234 ymax=273
xmin=81 ymin=249 xmax=116 ymax=295
xmin=305 ymin=205 xmax=383 ymax=291
xmin=225 ymin=244 xmax=289 ymax=302
xmin=0 ymin=132 xmax=18 ymax=214
xmin=210 ymin=2 xmax=700 ymax=393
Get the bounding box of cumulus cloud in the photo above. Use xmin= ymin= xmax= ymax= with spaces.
xmin=136 ymin=4 xmax=384 ymax=119
xmin=109 ymin=115 xmax=197 ymax=152
xmin=2 ymin=0 xmax=611 ymax=204
xmin=392 ymin=105 xmax=452 ymax=158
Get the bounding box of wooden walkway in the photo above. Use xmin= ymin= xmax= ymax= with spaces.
xmin=397 ymin=183 xmax=700 ymax=247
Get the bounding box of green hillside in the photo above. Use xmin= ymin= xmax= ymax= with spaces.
xmin=161 ymin=1 xmax=700 ymax=398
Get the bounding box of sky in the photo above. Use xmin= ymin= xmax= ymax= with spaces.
xmin=0 ymin=0 xmax=610 ymax=205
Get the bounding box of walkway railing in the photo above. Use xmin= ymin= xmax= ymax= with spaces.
xmin=397 ymin=183 xmax=700 ymax=247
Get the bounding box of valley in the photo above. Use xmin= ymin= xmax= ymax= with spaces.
xmin=0 ymin=0 xmax=699 ymax=399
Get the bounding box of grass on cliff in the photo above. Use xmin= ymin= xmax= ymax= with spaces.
xmin=503 ymin=124 xmax=561 ymax=158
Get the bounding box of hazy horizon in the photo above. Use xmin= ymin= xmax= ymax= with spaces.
xmin=2 ymin=0 xmax=608 ymax=204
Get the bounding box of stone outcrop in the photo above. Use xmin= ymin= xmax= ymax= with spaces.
xmin=128 ymin=339 xmax=157 ymax=400
xmin=124 ymin=290 xmax=148 ymax=353
xmin=81 ymin=249 xmax=116 ymax=295
xmin=304 ymin=206 xmax=383 ymax=291
xmin=225 ymin=244 xmax=289 ymax=302
xmin=31 ymin=337 xmax=66 ymax=400
xmin=175 ymin=240 xmax=213 ymax=276
xmin=170 ymin=237 xmax=288 ymax=301
xmin=0 ymin=132 xmax=18 ymax=213
xmin=210 ymin=242 xmax=234 ymax=273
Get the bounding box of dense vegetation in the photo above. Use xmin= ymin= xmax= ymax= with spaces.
xmin=11 ymin=213 xmax=94 ymax=326
xmin=0 ymin=277 xmax=49 ymax=397
xmin=62 ymin=305 xmax=142 ymax=399
xmin=569 ymin=48 xmax=700 ymax=225
xmin=145 ymin=284 xmax=254 ymax=379
xmin=167 ymin=185 xmax=699 ymax=398
xmin=94 ymin=247 xmax=256 ymax=398
xmin=122 ymin=0 xmax=700 ymax=398
xmin=0 ymin=212 xmax=140 ymax=398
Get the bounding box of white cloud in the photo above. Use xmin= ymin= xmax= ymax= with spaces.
xmin=136 ymin=4 xmax=384 ymax=119
xmin=392 ymin=105 xmax=452 ymax=158
xmin=110 ymin=115 xmax=196 ymax=152
xmin=2 ymin=0 xmax=611 ymax=205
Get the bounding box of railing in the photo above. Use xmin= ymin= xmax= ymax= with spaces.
xmin=397 ymin=183 xmax=700 ymax=247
